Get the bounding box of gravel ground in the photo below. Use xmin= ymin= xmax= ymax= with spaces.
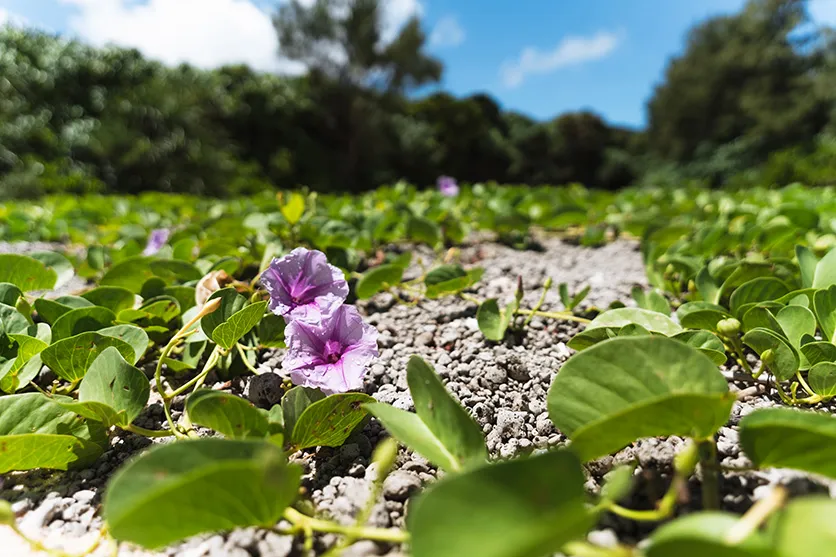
xmin=2 ymin=236 xmax=832 ymax=556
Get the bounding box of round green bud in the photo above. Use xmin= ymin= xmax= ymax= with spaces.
xmin=0 ymin=500 xmax=15 ymax=526
xmin=716 ymin=318 xmax=741 ymax=337
xmin=761 ymin=348 xmax=775 ymax=368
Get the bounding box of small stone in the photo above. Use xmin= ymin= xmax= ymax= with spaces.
xmin=257 ymin=532 xmax=293 ymax=557
xmin=415 ymin=332 xmax=434 ymax=347
xmin=383 ymin=471 xmax=422 ymax=502
xmin=72 ymin=490 xmax=96 ymax=504
xmin=246 ymin=372 xmax=284 ymax=407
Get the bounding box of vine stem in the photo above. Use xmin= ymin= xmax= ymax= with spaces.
xmin=698 ymin=438 xmax=720 ymax=510
xmin=515 ymin=309 xmax=592 ymax=324
xmin=523 ymin=278 xmax=552 ymax=328
xmin=606 ymin=473 xmax=684 ymax=522
xmin=122 ymin=424 xmax=175 ymax=438
xmin=281 ymin=508 xmax=410 ymax=544
xmin=724 ymin=486 xmax=787 ymax=544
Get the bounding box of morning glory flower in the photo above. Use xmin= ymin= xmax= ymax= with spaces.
xmin=283 ymin=304 xmax=379 ymax=394
xmin=261 ymin=247 xmax=349 ymax=322
xmin=437 ymin=176 xmax=459 ymax=197
xmin=142 ymin=228 xmax=170 ymax=256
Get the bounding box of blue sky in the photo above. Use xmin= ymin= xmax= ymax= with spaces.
xmin=2 ymin=0 xmax=835 ymax=128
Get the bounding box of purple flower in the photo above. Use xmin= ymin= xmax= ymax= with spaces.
xmin=283 ymin=305 xmax=379 ymax=394
xmin=261 ymin=247 xmax=349 ymax=323
xmin=142 ymin=228 xmax=170 ymax=256
xmin=437 ymin=176 xmax=459 ymax=197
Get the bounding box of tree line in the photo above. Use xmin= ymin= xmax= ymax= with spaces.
xmin=1 ymin=0 xmax=834 ymax=198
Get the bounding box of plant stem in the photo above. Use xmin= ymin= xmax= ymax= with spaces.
xmin=121 ymin=424 xmax=175 ymax=438
xmin=459 ymin=292 xmax=483 ymax=305
xmin=698 ymin=438 xmax=720 ymax=510
xmin=727 ymin=337 xmax=753 ymax=374
xmin=562 ymin=541 xmax=635 ymax=557
xmin=515 ymin=309 xmax=592 ymax=324
xmin=606 ymin=472 xmax=684 ymax=522
xmin=282 ymin=508 xmax=409 ymax=544
xmin=166 ymin=346 xmax=222 ymax=399
xmin=794 ymin=371 xmax=817 ymax=399
xmin=523 ymin=280 xmax=551 ymax=328
xmin=724 ymin=486 xmax=787 ymax=544
xmin=236 ymin=343 xmax=260 ymax=375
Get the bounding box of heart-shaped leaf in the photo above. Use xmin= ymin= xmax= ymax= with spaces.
xmin=288 ymin=393 xmax=374 ymax=450
xmin=569 ymin=307 xmax=682 ymax=351
xmin=775 ymin=305 xmax=817 ymax=369
xmin=741 ymin=306 xmax=783 ymax=335
xmin=257 ymin=314 xmax=286 ymax=348
xmin=0 ymin=303 xmax=33 ymax=335
xmin=407 ymin=215 xmax=441 ymax=245
xmin=477 ymin=298 xmax=511 ymax=341
xmin=281 ymin=386 xmax=326 ymax=437
xmin=186 ymin=390 xmax=269 ymax=438
xmin=101 ymin=257 xmax=156 ymax=293
xmin=366 ymin=356 xmax=486 ymax=473
xmin=729 ymin=278 xmax=789 ymax=318
xmin=0 ymin=283 xmax=22 ymax=306
xmin=800 ymin=341 xmax=836 ymax=367
xmin=57 ymin=347 xmax=150 ymax=427
xmin=808 ymin=362 xmax=836 ymax=398
xmin=98 ymin=325 xmax=149 ymax=364
xmin=82 ymin=286 xmax=137 ymax=314
xmin=27 ymin=251 xmax=74 ymax=289
xmin=408 ymin=450 xmax=595 ymax=557
xmin=34 ymin=296 xmax=94 ymax=325
xmin=742 ymin=328 xmax=799 ymax=381
xmin=814 ymin=285 xmax=836 ymax=343
xmin=740 ymin=407 xmax=836 ymax=479
xmin=200 ymin=288 xmax=246 ymax=341
xmin=0 ymin=254 xmax=57 ymax=292
xmin=42 ymin=331 xmax=136 ymax=382
xmin=103 ymin=439 xmax=301 ymax=549
xmin=676 ymin=302 xmax=734 ymax=331
xmin=0 ymin=334 xmax=48 ymax=393
xmin=671 ymin=331 xmax=727 ymax=366
xmin=212 ymin=301 xmax=268 ymax=350
xmin=0 ymin=393 xmax=107 ymax=472
xmin=549 ymin=336 xmax=733 ymax=461
xmin=52 ymin=306 xmax=116 ymax=342
xmin=356 ymin=264 xmax=404 ymax=299
xmin=631 ymin=286 xmax=671 ymax=315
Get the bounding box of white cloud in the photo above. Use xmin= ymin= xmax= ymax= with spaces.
xmin=500 ymin=31 xmax=621 ymax=88
xmin=0 ymin=7 xmax=26 ymax=27
xmin=58 ymin=0 xmax=424 ymax=73
xmin=430 ymin=15 xmax=465 ymax=48
xmin=60 ymin=0 xmax=297 ymax=72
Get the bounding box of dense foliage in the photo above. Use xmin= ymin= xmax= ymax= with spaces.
xmin=4 ymin=0 xmax=836 ymax=197
xmin=2 ymin=182 xmax=836 ymax=555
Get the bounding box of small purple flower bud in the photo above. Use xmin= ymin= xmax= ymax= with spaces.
xmin=283 ymin=305 xmax=379 ymax=394
xmin=142 ymin=228 xmax=170 ymax=256
xmin=261 ymin=247 xmax=349 ymax=323
xmin=437 ymin=176 xmax=459 ymax=197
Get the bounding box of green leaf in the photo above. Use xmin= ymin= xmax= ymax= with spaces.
xmin=631 ymin=286 xmax=671 ymax=315
xmin=814 ymin=285 xmax=836 ymax=343
xmin=672 ymin=330 xmax=728 ymax=366
xmin=549 ymin=336 xmax=732 ymax=461
xmin=0 ymin=393 xmax=106 ymax=472
xmin=101 ymin=257 xmax=156 ymax=293
xmin=200 ymin=288 xmax=246 ymax=342
xmin=585 ymin=307 xmax=682 ymax=336
xmin=0 ymin=254 xmax=57 ymax=292
xmin=98 ymin=325 xmax=149 ymax=364
xmin=800 ymin=341 xmax=836 ymax=367
xmin=742 ymin=328 xmax=799 ymax=381
xmin=0 ymin=303 xmax=31 ymax=335
xmin=52 ymin=306 xmax=116 ymax=342
xmin=813 ymin=247 xmax=836 ymax=289
xmin=570 ymin=285 xmax=591 ymax=310
xmin=558 ymin=282 xmax=571 ymax=308
xmin=212 ymin=301 xmax=267 ymax=350
xmin=771 ymin=497 xmax=836 ymax=557
xmin=741 ymin=306 xmax=783 ymax=335
xmin=729 ymin=278 xmax=789 ymax=318
xmin=149 ymin=260 xmax=202 ymax=283
xmin=0 ymin=283 xmax=23 ymax=306
xmin=600 ymin=463 xmax=636 ymax=504
xmin=57 ymin=347 xmax=150 ymax=427
xmin=646 ymin=512 xmax=772 ymax=557
xmin=27 ymin=251 xmax=74 ymax=289
xmin=425 ymin=265 xmax=466 ymax=286
xmin=41 ymin=332 xmax=136 ymax=382
xmin=356 ymin=265 xmax=404 ymax=299
xmin=676 ymin=302 xmax=733 ymax=331
xmin=695 ymin=267 xmax=720 ymax=304
xmin=408 ymin=450 xmax=595 ymax=557
xmin=0 ymin=334 xmax=48 ymax=393
xmin=257 ymin=314 xmax=286 ymax=349
xmin=407 ymin=215 xmax=441 ymax=245
xmin=367 ymin=357 xmax=487 ymax=473
xmin=281 ymin=386 xmax=326 ymax=438
xmin=740 ymin=407 xmax=836 ymax=479
xmin=280 ymin=192 xmax=306 ymax=225
xmin=808 ymin=362 xmax=836 ymax=398
xmin=34 ymin=296 xmax=94 ymax=325
xmin=103 ymin=439 xmax=301 ymax=549
xmin=289 ymin=393 xmax=374 ymax=450
xmin=477 ymin=299 xmax=509 ymax=341
xmin=186 ymin=390 xmax=270 ymax=438
xmin=163 ymin=286 xmax=197 ymax=313
xmin=796 ymin=245 xmax=818 ymax=289
xmin=425 ymin=268 xmax=483 ymax=299
xmin=775 ymin=305 xmax=817 ymax=368
xmin=82 ymin=286 xmax=136 ymax=314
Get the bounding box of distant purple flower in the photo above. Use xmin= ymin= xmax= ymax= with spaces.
xmin=437 ymin=176 xmax=459 ymax=197
xmin=283 ymin=304 xmax=379 ymax=394
xmin=142 ymin=228 xmax=170 ymax=256
xmin=261 ymin=247 xmax=349 ymax=323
